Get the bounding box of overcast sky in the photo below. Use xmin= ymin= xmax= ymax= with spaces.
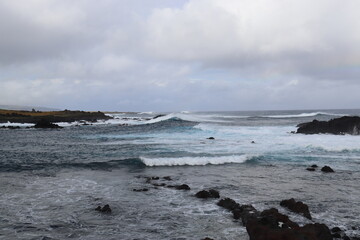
xmin=1 ymin=0 xmax=360 ymax=112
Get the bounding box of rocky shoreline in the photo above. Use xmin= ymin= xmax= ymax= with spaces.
xmin=95 ymin=170 xmax=359 ymax=240
xmin=297 ymin=116 xmax=360 ymax=135
xmin=0 ymin=109 xmax=112 ymax=124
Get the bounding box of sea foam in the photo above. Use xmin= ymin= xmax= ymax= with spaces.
xmin=140 ymin=155 xmax=252 ymax=166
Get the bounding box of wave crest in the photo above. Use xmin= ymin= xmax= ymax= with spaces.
xmin=265 ymin=112 xmax=347 ymax=118
xmin=140 ymin=155 xmax=253 ymax=167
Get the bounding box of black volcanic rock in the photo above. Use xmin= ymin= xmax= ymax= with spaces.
xmin=280 ymin=198 xmax=312 ymax=220
xmin=217 ymin=198 xmax=240 ymax=211
xmin=95 ymin=204 xmax=112 ymax=213
xmin=321 ymin=166 xmax=335 ymax=173
xmin=297 ymin=116 xmax=360 ymax=135
xmin=195 ymin=189 xmax=220 ymax=199
xmin=34 ymin=119 xmax=63 ymax=129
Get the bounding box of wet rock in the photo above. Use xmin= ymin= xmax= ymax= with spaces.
xmin=333 ymin=233 xmax=342 ymax=238
xmin=246 ymin=220 xmax=333 ymax=240
xmin=321 ymin=166 xmax=335 ymax=173
xmin=332 ymin=227 xmax=342 ymax=233
xmin=259 ymin=208 xmax=299 ymax=229
xmin=280 ymin=198 xmax=312 ymax=220
xmin=163 ymin=176 xmax=172 ymax=181
xmin=34 ymin=119 xmax=63 ymax=129
xmin=95 ymin=204 xmax=112 ymax=213
xmin=133 ymin=188 xmax=149 ymax=192
xmin=175 ymin=184 xmax=191 ymax=190
xmin=217 ymin=198 xmax=240 ymax=211
xmin=195 ymin=189 xmax=220 ymax=199
xmin=251 ymin=141 xmax=255 ymax=144
xmin=311 ymin=164 xmax=318 ymax=168
xmin=168 ymin=184 xmax=191 ymax=190
xmin=232 ymin=204 xmax=259 ymax=225
xmin=296 ymin=116 xmax=360 ymax=135
xmin=202 ymin=238 xmax=214 ymax=240
xmin=207 ymin=137 xmax=215 ymax=140
xmin=306 ymin=167 xmax=316 ymax=171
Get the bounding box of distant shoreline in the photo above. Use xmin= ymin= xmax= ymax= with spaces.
xmin=0 ymin=109 xmax=112 ymax=123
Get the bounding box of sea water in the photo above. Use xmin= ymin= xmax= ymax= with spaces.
xmin=0 ymin=110 xmax=359 ymax=239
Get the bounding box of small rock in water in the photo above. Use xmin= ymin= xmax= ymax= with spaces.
xmin=311 ymin=164 xmax=318 ymax=168
xmin=321 ymin=166 xmax=335 ymax=173
xmin=95 ymin=204 xmax=112 ymax=213
xmin=251 ymin=141 xmax=255 ymax=144
xmin=280 ymin=198 xmax=312 ymax=220
xmin=306 ymin=167 xmax=316 ymax=171
xmin=207 ymin=137 xmax=215 ymax=140
xmin=133 ymin=188 xmax=149 ymax=192
xmin=163 ymin=176 xmax=172 ymax=181
xmin=175 ymin=184 xmax=191 ymax=190
xmin=195 ymin=189 xmax=220 ymax=199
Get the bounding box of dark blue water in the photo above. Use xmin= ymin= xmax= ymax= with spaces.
xmin=0 ymin=110 xmax=359 ymax=239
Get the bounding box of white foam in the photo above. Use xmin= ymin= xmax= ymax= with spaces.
xmin=266 ymin=112 xmax=347 ymax=118
xmin=140 ymin=155 xmax=252 ymax=166
xmin=0 ymin=121 xmax=34 ymax=127
xmin=138 ymin=112 xmax=154 ymax=115
xmin=145 ymin=113 xmax=228 ymax=124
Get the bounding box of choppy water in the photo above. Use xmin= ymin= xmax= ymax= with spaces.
xmin=1 ymin=109 xmax=360 ymax=239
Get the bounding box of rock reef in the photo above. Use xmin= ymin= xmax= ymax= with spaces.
xmin=0 ymin=109 xmax=112 ymax=124
xmin=296 ymin=116 xmax=360 ymax=135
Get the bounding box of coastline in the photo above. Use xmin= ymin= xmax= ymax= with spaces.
xmin=0 ymin=109 xmax=112 ymax=124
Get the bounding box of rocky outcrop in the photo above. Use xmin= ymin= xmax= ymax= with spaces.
xmin=34 ymin=119 xmax=63 ymax=129
xmin=296 ymin=116 xmax=360 ymax=135
xmin=95 ymin=204 xmax=112 ymax=213
xmin=280 ymin=198 xmax=312 ymax=220
xmin=217 ymin=197 xmax=332 ymax=240
xmin=0 ymin=109 xmax=112 ymax=124
xmin=195 ymin=189 xmax=220 ymax=199
xmin=321 ymin=166 xmax=335 ymax=173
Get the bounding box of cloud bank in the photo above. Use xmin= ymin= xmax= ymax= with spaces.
xmin=1 ymin=0 xmax=359 ymax=111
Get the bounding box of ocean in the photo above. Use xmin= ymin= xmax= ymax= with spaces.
xmin=0 ymin=109 xmax=359 ymax=239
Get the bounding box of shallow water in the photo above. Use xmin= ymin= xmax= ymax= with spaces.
xmin=1 ymin=110 xmax=360 ymax=239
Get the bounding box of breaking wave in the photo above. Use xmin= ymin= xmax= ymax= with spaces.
xmin=140 ymin=155 xmax=254 ymax=167
xmin=265 ymin=112 xmax=348 ymax=118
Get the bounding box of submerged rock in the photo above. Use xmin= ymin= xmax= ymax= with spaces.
xmin=306 ymin=167 xmax=316 ymax=171
xmin=133 ymin=188 xmax=149 ymax=192
xmin=175 ymin=184 xmax=191 ymax=190
xmin=296 ymin=116 xmax=360 ymax=135
xmin=195 ymin=189 xmax=220 ymax=199
xmin=167 ymin=184 xmax=191 ymax=190
xmin=321 ymin=166 xmax=335 ymax=173
xmin=280 ymin=198 xmax=312 ymax=220
xmin=95 ymin=204 xmax=112 ymax=213
xmin=163 ymin=176 xmax=172 ymax=181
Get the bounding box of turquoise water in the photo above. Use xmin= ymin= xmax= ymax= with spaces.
xmin=0 ymin=110 xmax=359 ymax=239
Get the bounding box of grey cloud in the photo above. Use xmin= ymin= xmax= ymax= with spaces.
xmin=0 ymin=0 xmax=359 ymax=111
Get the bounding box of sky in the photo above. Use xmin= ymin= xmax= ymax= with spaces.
xmin=0 ymin=0 xmax=360 ymax=112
